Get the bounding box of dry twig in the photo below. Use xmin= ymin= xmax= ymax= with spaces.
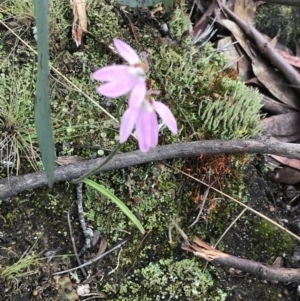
xmin=189 ymin=179 xmax=217 ymax=228
xmin=52 ymin=238 xmax=129 ymax=275
xmin=67 ymin=211 xmax=87 ymax=277
xmin=174 ymin=221 xmax=300 ymax=283
xmin=184 ymin=236 xmax=300 ymax=283
xmin=1 ymin=139 xmax=300 ymax=199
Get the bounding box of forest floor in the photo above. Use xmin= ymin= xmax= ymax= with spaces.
xmin=1 ymin=0 xmax=300 ymax=300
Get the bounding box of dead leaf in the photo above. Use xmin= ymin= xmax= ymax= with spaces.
xmin=252 ymin=59 xmax=300 ymax=111
xmin=269 ymin=35 xmax=279 ymax=48
xmin=267 ymin=137 xmax=300 ymax=175
xmin=125 ymin=174 xmax=132 ymax=198
xmin=272 ymin=257 xmax=284 ymax=268
xmin=234 ymin=0 xmax=256 ymax=26
xmin=226 ymin=0 xmax=235 ymax=9
xmin=237 ymin=57 xmax=253 ymax=81
xmin=218 ymin=36 xmax=252 ymax=81
xmin=124 ymin=13 xmax=139 ymax=43
xmin=275 ymin=166 xmax=300 ymax=185
xmin=244 ymin=77 xmax=264 ymax=87
xmin=271 ymin=155 xmax=300 ymax=172
xmin=71 ymin=0 xmax=87 ymax=47
xmin=217 ymin=37 xmax=240 ymax=70
xmin=193 ymin=0 xmax=217 ymax=39
xmin=263 ymin=112 xmax=300 ymax=142
xmin=217 ymin=18 xmax=300 ymax=110
xmin=98 ymin=234 xmax=108 ymax=256
xmin=255 ymin=1 xmax=265 ymax=8
xmin=277 ymin=49 xmax=300 ymax=69
xmin=261 ymin=95 xmax=294 ymax=114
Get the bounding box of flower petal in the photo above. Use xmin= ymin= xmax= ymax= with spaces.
xmin=113 ymin=38 xmax=140 ymax=65
xmin=148 ymin=111 xmax=159 ymax=148
xmin=128 ymin=80 xmax=147 ymax=108
xmin=152 ymin=101 xmax=178 ymax=134
xmin=97 ymin=79 xmax=134 ymax=98
xmin=120 ymin=107 xmax=139 ymax=143
xmin=93 ymin=65 xmax=129 ymax=82
xmin=136 ymin=111 xmax=158 ymax=152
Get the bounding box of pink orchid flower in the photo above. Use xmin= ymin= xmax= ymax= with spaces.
xmin=92 ymin=38 xmax=148 ymax=103
xmin=120 ymin=90 xmax=177 ymax=152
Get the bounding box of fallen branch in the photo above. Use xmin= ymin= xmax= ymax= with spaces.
xmin=1 ymin=139 xmax=300 ymax=200
xmin=182 ymin=236 xmax=300 ymax=283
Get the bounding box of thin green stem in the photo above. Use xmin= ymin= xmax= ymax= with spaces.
xmin=71 ymin=143 xmax=122 ymax=183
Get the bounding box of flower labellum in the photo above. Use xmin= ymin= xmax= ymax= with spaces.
xmin=93 ymin=38 xmax=148 ymax=101
xmin=120 ymin=91 xmax=177 ymax=152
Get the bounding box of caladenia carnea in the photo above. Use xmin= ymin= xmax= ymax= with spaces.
xmin=93 ymin=38 xmax=177 ymax=152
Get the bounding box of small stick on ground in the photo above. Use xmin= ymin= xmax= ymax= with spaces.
xmin=67 ymin=210 xmax=87 ymax=278
xmin=189 ymin=179 xmax=217 ymax=228
xmin=213 ymin=207 xmax=247 ymax=248
xmin=182 ymin=235 xmax=300 ymax=283
xmin=52 ymin=238 xmax=129 ymax=275
xmin=108 ymin=248 xmax=122 ymax=275
xmin=174 ymin=222 xmax=300 ymax=283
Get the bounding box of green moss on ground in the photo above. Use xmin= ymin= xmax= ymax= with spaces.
xmin=256 ymin=4 xmax=300 ymax=49
xmin=108 ymin=258 xmax=227 ymax=301
xmin=253 ymin=220 xmax=295 ymax=264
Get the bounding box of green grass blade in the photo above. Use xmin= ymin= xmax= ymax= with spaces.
xmin=83 ymin=179 xmax=145 ymax=234
xmin=162 ymin=0 xmax=173 ymax=12
xmin=33 ymin=0 xmax=55 ymax=187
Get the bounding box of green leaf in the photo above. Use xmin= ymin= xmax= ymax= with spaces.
xmin=114 ymin=0 xmax=173 ymax=11
xmin=33 ymin=0 xmax=55 ymax=187
xmin=162 ymin=0 xmax=173 ymax=12
xmin=83 ymin=179 xmax=145 ymax=234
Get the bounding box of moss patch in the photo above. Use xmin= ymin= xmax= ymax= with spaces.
xmin=256 ymin=4 xmax=300 ymax=49
xmin=253 ymin=220 xmax=295 ymax=264
xmin=108 ymin=258 xmax=227 ymax=301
